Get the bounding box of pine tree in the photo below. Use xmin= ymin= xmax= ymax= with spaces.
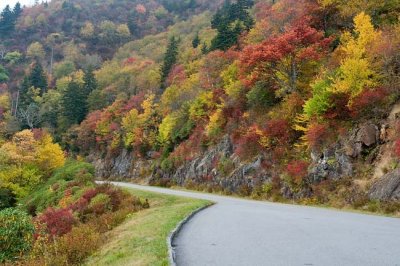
xmin=160 ymin=36 xmax=179 ymax=89
xmin=0 ymin=5 xmax=14 ymax=37
xmin=62 ymin=81 xmax=87 ymax=125
xmin=192 ymin=33 xmax=200 ymax=48
xmin=83 ymin=67 xmax=97 ymax=96
xmin=29 ymin=63 xmax=48 ymax=95
xmin=13 ymin=3 xmax=22 ymax=19
xmin=209 ymin=0 xmax=254 ymax=51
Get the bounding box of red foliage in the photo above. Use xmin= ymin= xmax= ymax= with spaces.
xmin=240 ymin=18 xmax=331 ymax=86
xmin=123 ymin=57 xmax=137 ymax=66
xmin=324 ymin=92 xmax=350 ymax=120
xmin=264 ymin=119 xmax=290 ymax=144
xmin=82 ymin=188 xmax=98 ymax=202
xmin=306 ymin=123 xmax=328 ymax=150
xmin=234 ymin=125 xmax=263 ymax=159
xmin=286 ymin=160 xmax=309 ymax=184
xmin=36 ymin=208 xmax=76 ymax=237
xmin=166 ymin=64 xmax=186 ymax=86
xmin=349 ymin=88 xmax=388 ymax=117
xmin=395 ymin=139 xmax=400 ymax=158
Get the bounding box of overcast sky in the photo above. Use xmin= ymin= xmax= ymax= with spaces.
xmin=0 ymin=0 xmax=36 ymax=10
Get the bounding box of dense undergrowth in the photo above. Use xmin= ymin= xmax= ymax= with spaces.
xmin=0 ymin=158 xmax=149 ymax=264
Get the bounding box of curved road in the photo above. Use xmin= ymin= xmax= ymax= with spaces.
xmin=109 ymin=182 xmax=400 ymax=266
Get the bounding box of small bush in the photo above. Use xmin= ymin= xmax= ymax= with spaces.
xmin=286 ymin=160 xmax=309 ymax=185
xmin=0 ymin=208 xmax=35 ymax=262
xmin=88 ymin=193 xmax=112 ymax=215
xmin=0 ymin=188 xmax=16 ymax=210
xmin=58 ymin=224 xmax=102 ymax=265
xmin=36 ymin=208 xmax=76 ymax=238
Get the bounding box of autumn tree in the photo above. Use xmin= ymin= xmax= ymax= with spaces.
xmin=331 ymin=12 xmax=380 ymax=100
xmin=241 ymin=18 xmax=331 ymax=96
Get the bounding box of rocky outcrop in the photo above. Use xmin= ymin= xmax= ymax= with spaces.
xmin=152 ymin=135 xmax=271 ymax=193
xmin=89 ymin=149 xmax=152 ymax=180
xmin=308 ymin=123 xmax=381 ymax=183
xmin=369 ymin=168 xmax=400 ymax=201
xmin=309 ymin=144 xmax=353 ymax=183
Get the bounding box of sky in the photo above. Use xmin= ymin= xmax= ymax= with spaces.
xmin=0 ymin=0 xmax=36 ymax=10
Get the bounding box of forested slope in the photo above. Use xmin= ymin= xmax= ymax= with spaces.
xmin=1 ymin=0 xmax=400 ymax=237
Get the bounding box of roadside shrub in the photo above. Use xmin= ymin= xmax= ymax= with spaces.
xmin=0 ymin=188 xmax=16 ymax=210
xmin=286 ymin=160 xmax=309 ymax=185
xmin=217 ymin=156 xmax=235 ymax=177
xmin=36 ymin=208 xmax=76 ymax=238
xmin=88 ymin=193 xmax=112 ymax=215
xmin=57 ymin=224 xmax=102 ymax=265
xmin=0 ymin=208 xmax=35 ymax=262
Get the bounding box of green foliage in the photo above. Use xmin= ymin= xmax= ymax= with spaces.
xmin=246 ymin=81 xmax=277 ymax=109
xmin=210 ymin=0 xmax=254 ymax=51
xmin=54 ymin=61 xmax=76 ymax=79
xmin=0 ymin=188 xmax=16 ymax=210
xmin=0 ymin=208 xmax=34 ymax=263
xmin=4 ymin=51 xmax=22 ymax=64
xmin=61 ymin=81 xmax=87 ymax=126
xmin=0 ymin=65 xmax=8 ymax=83
xmin=303 ymin=78 xmax=333 ymax=118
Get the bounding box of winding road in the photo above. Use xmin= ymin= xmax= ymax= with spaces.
xmin=109 ymin=182 xmax=400 ymax=266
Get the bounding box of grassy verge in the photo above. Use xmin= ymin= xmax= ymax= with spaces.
xmin=86 ymin=188 xmax=211 ymax=266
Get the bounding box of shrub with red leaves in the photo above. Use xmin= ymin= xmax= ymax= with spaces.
xmin=306 ymin=123 xmax=328 ymax=150
xmin=350 ymin=88 xmax=388 ymax=118
xmin=286 ymin=160 xmax=309 ymax=184
xmin=234 ymin=126 xmax=263 ymax=159
xmin=395 ymin=139 xmax=400 ymax=158
xmin=264 ymin=119 xmax=290 ymax=145
xmin=36 ymin=208 xmax=76 ymax=238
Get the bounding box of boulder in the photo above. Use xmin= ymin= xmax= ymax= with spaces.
xmin=309 ymin=144 xmax=353 ymax=183
xmin=369 ymin=168 xmax=400 ymax=201
xmin=356 ymin=124 xmax=379 ymax=147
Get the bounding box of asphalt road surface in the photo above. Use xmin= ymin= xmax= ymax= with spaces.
xmin=109 ymin=182 xmax=400 ymax=266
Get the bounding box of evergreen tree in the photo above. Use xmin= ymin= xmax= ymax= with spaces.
xmin=0 ymin=5 xmax=14 ymax=37
xmin=160 ymin=36 xmax=179 ymax=89
xmin=13 ymin=3 xmax=22 ymax=19
xmin=209 ymin=0 xmax=254 ymax=51
xmin=192 ymin=33 xmax=200 ymax=48
xmin=83 ymin=67 xmax=97 ymax=96
xmin=18 ymin=77 xmax=31 ymax=109
xmin=29 ymin=63 xmax=48 ymax=94
xmin=62 ymin=81 xmax=87 ymax=125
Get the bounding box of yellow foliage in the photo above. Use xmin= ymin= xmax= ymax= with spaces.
xmin=158 ymin=113 xmax=178 ymax=145
xmin=332 ymin=12 xmax=380 ymax=99
xmin=36 ymin=134 xmax=65 ymax=174
xmin=206 ymin=108 xmax=225 ymax=137
xmin=221 ymin=61 xmax=243 ymax=100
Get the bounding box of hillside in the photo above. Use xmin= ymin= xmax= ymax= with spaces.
xmin=1 ymin=0 xmax=400 ymax=263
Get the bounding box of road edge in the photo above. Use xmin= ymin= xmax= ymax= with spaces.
xmin=167 ymin=203 xmax=215 ymax=266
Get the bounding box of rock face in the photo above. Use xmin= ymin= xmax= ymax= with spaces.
xmin=369 ymin=168 xmax=400 ymax=201
xmin=152 ymin=135 xmax=270 ymax=193
xmin=308 ymin=123 xmax=381 ymax=183
xmin=89 ymin=149 xmax=151 ymax=180
xmin=309 ymin=144 xmax=353 ymax=183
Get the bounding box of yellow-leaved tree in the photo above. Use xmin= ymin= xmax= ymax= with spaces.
xmin=332 ymin=12 xmax=380 ymax=99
